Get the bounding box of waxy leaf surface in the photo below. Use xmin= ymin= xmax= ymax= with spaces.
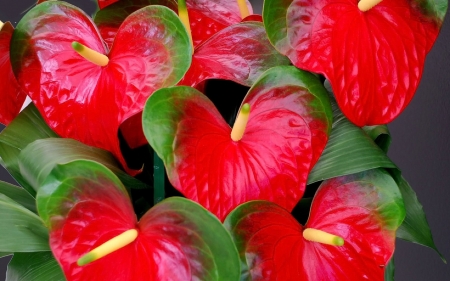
xmin=11 ymin=2 xmax=191 ymax=174
xmin=0 ymin=104 xmax=58 ymax=196
xmin=0 ymin=180 xmax=36 ymax=213
xmin=263 ymin=0 xmax=448 ymax=126
xmin=18 ymin=138 xmax=148 ymax=193
xmin=0 ymin=193 xmax=49 ymax=252
xmin=6 ymin=252 xmax=65 ymax=281
xmin=179 ymin=22 xmax=291 ymax=87
xmin=392 ymin=172 xmax=446 ymax=261
xmin=0 ymin=105 xmax=145 ymax=197
xmin=225 ymin=169 xmax=406 ymax=281
xmin=37 ymin=160 xmax=240 ymax=281
xmin=143 ymin=66 xmax=332 ymax=220
xmin=307 ymin=94 xmax=396 ymax=184
xmin=0 ymin=22 xmax=27 ymax=125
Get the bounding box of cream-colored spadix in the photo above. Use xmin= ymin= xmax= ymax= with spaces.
xmin=231 ymin=103 xmax=251 ymax=141
xmin=303 ymin=228 xmax=344 ymax=246
xmin=237 ymin=0 xmax=250 ymax=19
xmin=72 ymin=41 xmax=109 ymax=67
xmin=358 ymin=0 xmax=383 ymax=11
xmin=77 ymin=229 xmax=138 ymax=266
xmin=0 ymin=21 xmax=4 ymax=30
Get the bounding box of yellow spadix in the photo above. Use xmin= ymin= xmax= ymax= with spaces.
xmin=303 ymin=228 xmax=344 ymax=246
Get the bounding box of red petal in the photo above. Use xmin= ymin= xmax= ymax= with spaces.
xmin=0 ymin=22 xmax=27 ymax=125
xmin=277 ymin=0 xmax=443 ymax=125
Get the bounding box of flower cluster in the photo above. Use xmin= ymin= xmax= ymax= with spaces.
xmin=0 ymin=0 xmax=447 ymax=280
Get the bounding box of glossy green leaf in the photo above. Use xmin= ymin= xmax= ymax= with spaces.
xmin=363 ymin=125 xmax=392 ymax=153
xmin=0 ymin=181 xmax=36 ymax=213
xmin=18 ymin=138 xmax=148 ymax=194
xmin=0 ymin=193 xmax=49 ymax=252
xmin=0 ymin=104 xmax=58 ymax=196
xmin=384 ymin=257 xmax=395 ymax=281
xmin=307 ymin=97 xmax=397 ymax=184
xmin=392 ymin=173 xmax=446 ymax=262
xmin=6 ymin=252 xmax=65 ymax=281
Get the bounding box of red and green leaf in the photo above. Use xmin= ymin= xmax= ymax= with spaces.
xmin=263 ymin=0 xmax=448 ymax=126
xmin=143 ymin=66 xmax=332 ymax=220
xmin=0 ymin=22 xmax=27 ymax=125
xmin=10 ymin=2 xmax=191 ymax=174
xmin=225 ymin=168 xmax=406 ymax=281
xmin=36 ymin=160 xmax=240 ymax=281
xmin=179 ymin=22 xmax=290 ymax=87
xmin=93 ymin=0 xmax=177 ymax=48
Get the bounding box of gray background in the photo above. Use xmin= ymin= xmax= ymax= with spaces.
xmin=1 ymin=0 xmax=449 ymax=280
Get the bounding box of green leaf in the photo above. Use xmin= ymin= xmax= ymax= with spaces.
xmin=363 ymin=125 xmax=392 ymax=153
xmin=391 ymin=172 xmax=446 ymax=263
xmin=0 ymin=252 xmax=12 ymax=258
xmin=18 ymin=138 xmax=148 ymax=194
xmin=0 ymin=104 xmax=58 ymax=196
xmin=0 ymin=181 xmax=36 ymax=213
xmin=308 ymin=98 xmax=397 ymax=184
xmin=384 ymin=257 xmax=395 ymax=281
xmin=0 ymin=194 xmax=49 ymax=252
xmin=6 ymin=252 xmax=65 ymax=281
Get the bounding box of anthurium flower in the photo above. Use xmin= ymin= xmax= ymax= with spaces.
xmin=0 ymin=21 xmax=27 ymax=125
xmin=224 ymin=168 xmax=406 ymax=280
xmin=37 ymin=160 xmax=240 ymax=281
xmin=94 ymin=0 xmax=253 ymax=48
xmin=263 ymin=0 xmax=448 ymax=126
xmin=143 ymin=66 xmax=333 ymax=220
xmin=10 ymin=2 xmax=191 ymax=174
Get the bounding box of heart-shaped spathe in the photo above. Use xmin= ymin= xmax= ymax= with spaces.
xmin=143 ymin=66 xmax=333 ymax=220
xmin=37 ymin=160 xmax=240 ymax=281
xmin=263 ymin=0 xmax=447 ymax=126
xmin=10 ymin=2 xmax=192 ymax=174
xmin=225 ymin=169 xmax=406 ymax=280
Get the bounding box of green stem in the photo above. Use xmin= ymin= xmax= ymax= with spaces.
xmin=153 ymin=151 xmax=165 ymax=205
